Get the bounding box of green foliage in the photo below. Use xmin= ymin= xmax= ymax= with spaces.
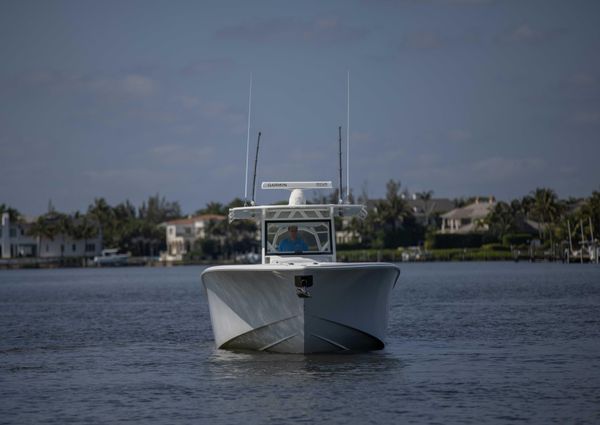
xmin=139 ymin=194 xmax=181 ymax=225
xmin=529 ymin=188 xmax=562 ymax=242
xmin=502 ymin=233 xmax=532 ymax=247
xmin=86 ymin=194 xmax=181 ymax=256
xmin=425 ymin=233 xmax=484 ymax=249
xmin=337 ymin=247 xmax=515 ymax=262
xmin=353 ymin=179 xmax=425 ymax=249
xmin=11 ymin=182 xmax=600 ymax=261
xmin=485 ymin=201 xmax=516 ymax=239
xmin=185 ymin=239 xmax=215 ymax=261
xmin=0 ymin=204 xmax=22 ymax=222
xmin=481 ymin=243 xmax=509 ymax=251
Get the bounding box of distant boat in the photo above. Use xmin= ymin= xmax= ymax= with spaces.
xmin=201 ymin=181 xmax=400 ymax=354
xmin=93 ymin=249 xmax=130 ymax=266
xmin=235 ymin=252 xmax=261 ymax=264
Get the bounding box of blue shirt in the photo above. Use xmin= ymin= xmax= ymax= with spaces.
xmin=278 ymin=238 xmax=308 ymax=253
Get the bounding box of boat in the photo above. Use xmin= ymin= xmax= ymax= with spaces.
xmin=201 ymin=181 xmax=400 ymax=353
xmin=93 ymin=248 xmax=130 ymax=266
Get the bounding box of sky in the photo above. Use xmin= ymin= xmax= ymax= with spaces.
xmin=1 ymin=0 xmax=599 ymax=216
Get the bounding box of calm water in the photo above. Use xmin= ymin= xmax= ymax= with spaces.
xmin=1 ymin=262 xmax=599 ymax=424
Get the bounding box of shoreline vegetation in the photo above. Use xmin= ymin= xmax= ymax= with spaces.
xmin=0 ymin=247 xmax=590 ymax=270
xmin=2 ymin=181 xmax=599 ymax=269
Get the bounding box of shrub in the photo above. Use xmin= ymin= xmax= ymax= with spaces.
xmin=481 ymin=243 xmax=509 ymax=251
xmin=426 ymin=233 xmax=484 ymax=249
xmin=502 ymin=233 xmax=532 ymax=247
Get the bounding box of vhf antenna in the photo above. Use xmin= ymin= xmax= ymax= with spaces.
xmin=243 ymin=74 xmax=253 ymax=206
xmin=346 ymin=71 xmax=350 ymax=203
xmin=338 ymin=126 xmax=343 ymax=204
xmin=251 ymin=131 xmax=261 ymax=206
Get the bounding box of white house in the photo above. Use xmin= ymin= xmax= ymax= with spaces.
xmin=161 ymin=214 xmax=226 ymax=261
xmin=405 ymin=196 xmax=456 ymax=227
xmin=336 ymin=227 xmax=362 ymax=245
xmin=440 ymin=198 xmax=496 ymax=234
xmin=1 ymin=213 xmax=102 ymax=259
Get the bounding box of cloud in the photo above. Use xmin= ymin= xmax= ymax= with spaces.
xmin=556 ymin=72 xmax=600 ymax=103
xmin=198 ymin=101 xmax=246 ymax=135
xmin=149 ymin=144 xmax=216 ymax=165
xmin=199 ymin=101 xmax=230 ymax=118
xmin=499 ymin=24 xmax=566 ymax=44
xmin=402 ymin=155 xmax=547 ymax=189
xmin=5 ymin=70 xmax=80 ymax=91
xmin=568 ymin=73 xmax=598 ymax=88
xmin=363 ymin=0 xmax=496 ymax=5
xmin=350 ymin=131 xmax=374 ymax=145
xmin=7 ymin=70 xmax=159 ymax=98
xmin=169 ymin=97 xmax=247 ymax=136
xmin=442 ymin=0 xmax=495 ymax=4
xmin=181 ymin=58 xmax=234 ymax=76
xmin=471 ymin=156 xmax=546 ymax=181
xmin=573 ymin=111 xmax=600 ymax=124
xmin=398 ymin=29 xmax=481 ymax=50
xmin=401 ymin=31 xmax=445 ymax=50
xmin=84 ymin=167 xmax=162 ymax=186
xmin=173 ymin=95 xmax=202 ymax=109
xmin=448 ymin=129 xmax=473 ymax=142
xmin=215 ymin=17 xmax=369 ymax=44
xmin=88 ymin=74 xmax=158 ymax=97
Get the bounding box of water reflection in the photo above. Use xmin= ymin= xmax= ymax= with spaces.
xmin=207 ymin=347 xmax=405 ymax=379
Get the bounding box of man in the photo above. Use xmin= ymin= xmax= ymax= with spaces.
xmin=278 ymin=225 xmax=308 ymax=253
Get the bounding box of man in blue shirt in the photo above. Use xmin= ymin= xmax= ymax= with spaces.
xmin=278 ymin=225 xmax=308 ymax=253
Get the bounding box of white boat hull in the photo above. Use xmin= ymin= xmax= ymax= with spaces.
xmin=93 ymin=254 xmax=129 ymax=266
xmin=201 ymin=263 xmax=400 ymax=353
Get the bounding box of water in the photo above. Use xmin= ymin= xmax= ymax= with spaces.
xmin=1 ymin=262 xmax=599 ymax=424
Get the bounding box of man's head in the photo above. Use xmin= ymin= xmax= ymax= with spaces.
xmin=288 ymin=225 xmax=298 ymax=240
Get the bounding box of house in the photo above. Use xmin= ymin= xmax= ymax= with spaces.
xmin=405 ymin=196 xmax=456 ymax=227
xmin=161 ymin=214 xmax=226 ymax=261
xmin=1 ymin=212 xmax=102 ymax=259
xmin=440 ymin=198 xmax=496 ymax=234
xmin=336 ymin=227 xmax=362 ymax=245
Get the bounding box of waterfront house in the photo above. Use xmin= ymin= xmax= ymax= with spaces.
xmin=161 ymin=214 xmax=226 ymax=261
xmin=336 ymin=227 xmax=362 ymax=245
xmin=1 ymin=212 xmax=102 ymax=259
xmin=440 ymin=198 xmax=496 ymax=234
xmin=405 ymin=196 xmax=455 ymax=227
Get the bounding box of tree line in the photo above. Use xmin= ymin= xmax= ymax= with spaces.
xmin=1 ymin=195 xmax=181 ymax=257
xmin=2 ymin=182 xmax=599 ymax=257
xmin=483 ymin=188 xmax=600 ymax=251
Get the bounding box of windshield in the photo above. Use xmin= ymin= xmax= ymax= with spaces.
xmin=265 ymin=220 xmax=332 ymax=255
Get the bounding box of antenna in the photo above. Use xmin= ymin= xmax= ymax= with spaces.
xmin=580 ymin=219 xmax=585 ymax=264
xmin=243 ymin=74 xmax=253 ymax=206
xmin=346 ymin=71 xmax=350 ymax=203
xmin=338 ymin=126 xmax=343 ymax=204
xmin=251 ymin=131 xmax=261 ymax=206
xmin=567 ymin=220 xmax=573 ymax=253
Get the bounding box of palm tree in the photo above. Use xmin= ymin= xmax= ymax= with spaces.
xmin=530 ymin=188 xmax=561 ymax=242
xmin=372 ymin=180 xmax=411 ymax=248
xmin=0 ymin=204 xmax=22 ymax=222
xmin=416 ymin=190 xmax=435 ymax=227
xmin=28 ymin=214 xmax=60 ymax=257
xmin=197 ymin=202 xmax=226 ymax=216
xmin=139 ymin=194 xmax=182 ymax=224
xmin=57 ymin=213 xmax=73 ymax=259
xmin=486 ymin=202 xmax=515 ymax=241
xmin=71 ymin=213 xmax=99 ymax=258
xmin=580 ymin=190 xmax=600 ymax=241
xmin=88 ymin=198 xmax=114 ymax=248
